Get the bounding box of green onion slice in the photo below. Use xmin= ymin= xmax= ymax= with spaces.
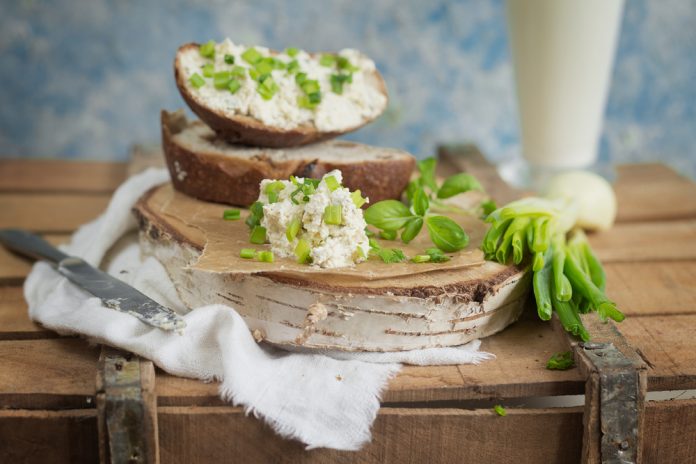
xmin=222 ymin=209 xmax=241 ymax=220
xmin=295 ymin=239 xmax=311 ymax=264
xmin=241 ymin=47 xmax=262 ymax=64
xmin=285 ymin=47 xmax=299 ymax=57
xmin=286 ymin=217 xmax=302 ymax=242
xmin=250 ymin=226 xmax=267 ymax=244
xmin=351 ymin=190 xmax=366 ymax=208
xmin=257 ymin=250 xmax=274 ymax=263
xmin=323 ymin=205 xmax=343 ymax=225
xmin=240 ymin=248 xmax=256 ymax=259
xmin=199 ymin=40 xmax=216 ymax=58
xmin=202 ymin=63 xmax=215 ymax=78
xmin=319 ymin=54 xmax=336 ymax=67
xmin=324 ymin=175 xmax=340 ymax=191
xmin=189 ymin=73 xmax=205 ymax=89
xmin=228 ymin=78 xmax=241 ymax=94
xmin=224 ymin=54 xmax=235 ymax=64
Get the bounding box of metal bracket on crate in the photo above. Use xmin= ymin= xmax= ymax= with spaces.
xmin=578 ymin=342 xmax=644 ymax=464
xmin=96 ymin=346 xmax=159 ymax=464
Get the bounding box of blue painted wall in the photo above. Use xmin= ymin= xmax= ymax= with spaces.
xmin=1 ymin=0 xmax=695 ymax=178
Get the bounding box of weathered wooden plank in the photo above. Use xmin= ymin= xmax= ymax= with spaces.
xmin=156 ymin=313 xmax=584 ymax=406
xmin=643 ymin=398 xmax=696 ymax=464
xmin=0 ymin=409 xmax=99 ymax=464
xmin=614 ymin=163 xmax=696 ymax=223
xmin=0 ymin=193 xmax=110 ymax=232
xmin=0 ymin=338 xmax=99 ymax=410
xmin=588 ymin=219 xmax=696 ymax=263
xmin=0 ymin=159 xmax=127 ymax=193
xmin=0 ymin=233 xmax=69 ymax=283
xmin=0 ymin=286 xmax=54 ymax=340
xmin=157 ymin=405 xmax=584 ymax=464
xmin=619 ymin=315 xmax=696 ymax=392
xmin=605 ymin=260 xmax=696 ymax=316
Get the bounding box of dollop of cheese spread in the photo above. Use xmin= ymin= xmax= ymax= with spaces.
xmin=258 ymin=170 xmax=370 ymax=268
xmin=180 ymin=39 xmax=387 ymax=132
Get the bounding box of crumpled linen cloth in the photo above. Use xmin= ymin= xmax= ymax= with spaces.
xmin=24 ymin=168 xmax=493 ymax=450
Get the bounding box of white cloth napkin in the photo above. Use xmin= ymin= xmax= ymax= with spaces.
xmin=24 ymin=168 xmax=493 ymax=450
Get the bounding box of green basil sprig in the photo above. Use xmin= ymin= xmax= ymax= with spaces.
xmin=364 ymin=157 xmax=485 ymax=252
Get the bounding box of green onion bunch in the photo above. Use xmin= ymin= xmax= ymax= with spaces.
xmin=483 ymin=198 xmax=624 ymax=341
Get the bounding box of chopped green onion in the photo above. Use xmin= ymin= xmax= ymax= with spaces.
xmin=380 ymin=229 xmax=397 ymax=240
xmin=351 ymin=190 xmax=366 ymax=208
xmin=241 ymin=47 xmax=262 ymax=64
xmin=323 ymin=205 xmax=343 ymax=225
xmin=224 ymin=54 xmax=235 ymax=64
xmin=240 ymin=248 xmax=256 ymax=259
xmin=336 ymin=56 xmax=358 ymax=72
xmin=268 ymin=192 xmax=279 ymax=203
xmin=425 ymin=247 xmax=450 ymax=263
xmin=300 ymin=79 xmax=320 ymax=95
xmin=324 ymin=175 xmax=340 ymax=191
xmin=295 ymin=239 xmax=311 ymax=264
xmin=295 ymin=72 xmax=307 ymax=85
xmin=286 ymin=47 xmax=299 ymax=57
xmin=199 ymin=40 xmax=216 ymax=58
xmin=246 ymin=201 xmax=264 ymax=229
xmin=257 ymin=75 xmax=279 ymax=100
xmin=493 ymin=405 xmax=506 ymax=417
xmin=264 ymin=180 xmax=286 ymax=194
xmin=354 ymin=246 xmax=366 ymax=260
xmin=254 ymin=58 xmax=275 ymax=75
xmin=286 ymin=59 xmax=300 ymax=74
xmin=202 ymin=63 xmax=215 ymax=78
xmin=213 ymin=71 xmax=231 ymax=89
xmin=257 ymin=250 xmax=274 ymax=263
xmin=411 ymin=254 xmax=431 ymax=263
xmin=189 ymin=73 xmax=205 ymax=89
xmin=298 ymin=93 xmax=321 ymax=109
xmin=330 ymin=73 xmax=352 ymax=94
xmin=222 ymin=209 xmax=241 ymax=220
xmin=250 ymin=226 xmax=267 ymax=244
xmin=320 ymin=54 xmax=336 ymax=67
xmin=230 ymin=65 xmax=247 ymax=79
xmin=228 ymin=78 xmax=241 ymax=94
xmin=546 ymin=351 xmax=575 ymax=370
xmin=248 ymin=68 xmax=259 ymax=80
xmin=286 ymin=217 xmax=302 ymax=242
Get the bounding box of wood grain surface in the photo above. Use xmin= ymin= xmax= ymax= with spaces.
xmin=1 ymin=155 xmax=696 ymax=462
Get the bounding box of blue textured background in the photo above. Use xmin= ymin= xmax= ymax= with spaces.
xmin=1 ymin=0 xmax=695 ymax=178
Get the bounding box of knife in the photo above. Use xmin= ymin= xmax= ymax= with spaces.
xmin=0 ymin=228 xmax=186 ymax=332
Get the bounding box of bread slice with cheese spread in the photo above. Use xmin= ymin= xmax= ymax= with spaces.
xmin=162 ymin=110 xmax=416 ymax=207
xmin=174 ymin=40 xmax=389 ymax=147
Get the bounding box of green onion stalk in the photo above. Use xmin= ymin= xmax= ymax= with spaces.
xmin=482 ymin=197 xmax=624 ymax=341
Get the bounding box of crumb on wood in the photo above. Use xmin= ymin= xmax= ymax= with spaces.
xmin=252 ymin=329 xmax=265 ymax=343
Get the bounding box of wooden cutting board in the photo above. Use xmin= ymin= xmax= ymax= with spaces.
xmin=133 ymin=183 xmax=530 ymax=351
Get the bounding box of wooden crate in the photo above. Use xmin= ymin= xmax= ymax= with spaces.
xmin=1 ymin=151 xmax=695 ymax=463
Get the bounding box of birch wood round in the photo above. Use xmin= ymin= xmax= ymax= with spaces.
xmin=133 ymin=183 xmax=530 ymax=352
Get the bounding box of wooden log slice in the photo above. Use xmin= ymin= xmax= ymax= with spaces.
xmin=133 ymin=184 xmax=530 ymax=352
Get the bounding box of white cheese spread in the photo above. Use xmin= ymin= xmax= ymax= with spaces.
xmin=258 ymin=170 xmax=370 ymax=268
xmin=179 ymin=39 xmax=387 ymax=132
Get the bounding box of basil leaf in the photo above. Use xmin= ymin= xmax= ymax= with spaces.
xmin=437 ymin=173 xmax=483 ymax=199
xmin=417 ymin=157 xmax=438 ymax=192
xmin=412 ymin=188 xmax=429 ymax=216
xmin=405 ymin=179 xmax=420 ymax=204
xmin=426 ymin=215 xmax=469 ymax=252
xmin=401 ymin=217 xmax=423 ymax=244
xmin=364 ymin=200 xmax=414 ymax=231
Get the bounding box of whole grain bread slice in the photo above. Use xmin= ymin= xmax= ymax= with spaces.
xmin=162 ymin=110 xmax=416 ymax=207
xmin=174 ymin=43 xmax=388 ymax=147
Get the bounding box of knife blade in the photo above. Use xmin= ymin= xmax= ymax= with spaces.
xmin=0 ymin=228 xmax=186 ymax=332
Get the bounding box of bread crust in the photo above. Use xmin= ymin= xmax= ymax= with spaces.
xmin=174 ymin=43 xmax=388 ymax=148
xmin=162 ymin=110 xmax=416 ymax=207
